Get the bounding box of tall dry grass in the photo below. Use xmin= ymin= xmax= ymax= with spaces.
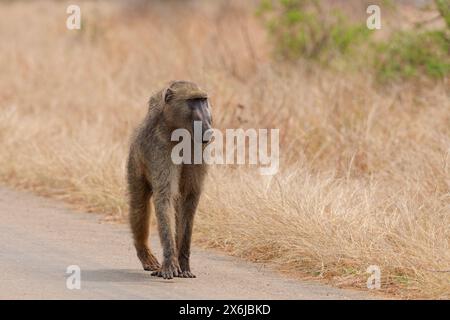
xmin=0 ymin=0 xmax=448 ymax=298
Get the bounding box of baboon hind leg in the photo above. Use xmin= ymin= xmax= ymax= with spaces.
xmin=151 ymin=188 xmax=181 ymax=279
xmin=129 ymin=176 xmax=160 ymax=271
xmin=175 ymin=193 xmax=200 ymax=278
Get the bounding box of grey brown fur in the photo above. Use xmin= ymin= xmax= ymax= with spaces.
xmin=127 ymin=81 xmax=212 ymax=279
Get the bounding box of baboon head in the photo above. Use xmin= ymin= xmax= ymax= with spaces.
xmin=162 ymin=80 xmax=213 ymax=144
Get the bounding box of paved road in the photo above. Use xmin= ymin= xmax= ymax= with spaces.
xmin=0 ymin=187 xmax=370 ymax=299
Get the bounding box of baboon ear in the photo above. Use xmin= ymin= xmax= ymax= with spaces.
xmin=162 ymin=86 xmax=175 ymax=104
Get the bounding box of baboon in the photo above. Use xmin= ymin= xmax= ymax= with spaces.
xmin=127 ymin=80 xmax=212 ymax=279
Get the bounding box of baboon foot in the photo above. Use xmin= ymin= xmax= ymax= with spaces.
xmin=151 ymin=258 xmax=181 ymax=279
xmin=136 ymin=247 xmax=161 ymax=271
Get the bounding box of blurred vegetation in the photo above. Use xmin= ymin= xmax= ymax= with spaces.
xmin=375 ymin=30 xmax=450 ymax=81
xmin=436 ymin=0 xmax=450 ymax=28
xmin=259 ymin=0 xmax=450 ymax=82
xmin=257 ymin=0 xmax=370 ymax=64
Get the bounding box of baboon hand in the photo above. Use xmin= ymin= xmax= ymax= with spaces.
xmin=177 ymin=270 xmax=196 ymax=278
xmin=177 ymin=258 xmax=196 ymax=278
xmin=151 ymin=257 xmax=181 ymax=279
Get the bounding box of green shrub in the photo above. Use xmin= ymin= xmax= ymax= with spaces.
xmin=259 ymin=0 xmax=450 ymax=82
xmin=373 ymin=0 xmax=450 ymax=81
xmin=435 ymin=0 xmax=450 ymax=29
xmin=258 ymin=0 xmax=370 ymax=64
xmin=375 ymin=30 xmax=450 ymax=81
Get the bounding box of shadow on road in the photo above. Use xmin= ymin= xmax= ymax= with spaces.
xmin=81 ymin=269 xmax=155 ymax=283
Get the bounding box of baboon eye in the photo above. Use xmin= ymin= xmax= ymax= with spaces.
xmin=187 ymin=98 xmax=207 ymax=102
xmin=187 ymin=98 xmax=207 ymax=109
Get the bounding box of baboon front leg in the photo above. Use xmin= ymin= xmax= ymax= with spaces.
xmin=151 ymin=191 xmax=181 ymax=279
xmin=176 ymin=193 xmax=200 ymax=278
xmin=129 ymin=177 xmax=160 ymax=271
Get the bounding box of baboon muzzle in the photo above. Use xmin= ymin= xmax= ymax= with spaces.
xmin=190 ymin=98 xmax=212 ymax=144
xmin=193 ymin=121 xmax=212 ymax=144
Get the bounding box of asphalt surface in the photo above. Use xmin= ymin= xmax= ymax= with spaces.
xmin=0 ymin=187 xmax=371 ymax=299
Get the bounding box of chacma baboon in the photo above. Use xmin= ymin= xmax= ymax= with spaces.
xmin=127 ymin=80 xmax=212 ymax=279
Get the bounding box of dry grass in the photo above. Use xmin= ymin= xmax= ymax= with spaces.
xmin=0 ymin=0 xmax=449 ymax=298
